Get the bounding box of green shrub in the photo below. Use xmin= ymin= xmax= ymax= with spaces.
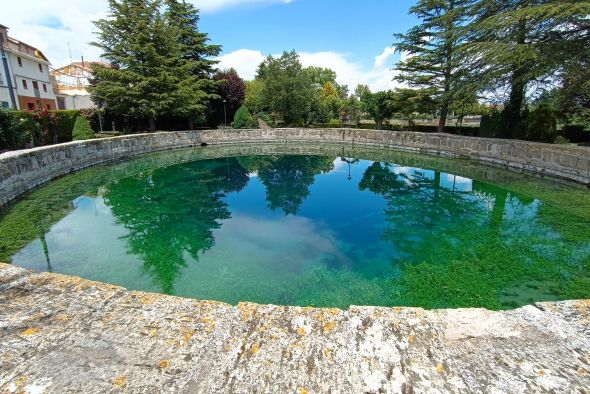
xmin=479 ymin=110 xmax=503 ymax=138
xmin=53 ymin=110 xmax=80 ymax=142
xmin=553 ymin=135 xmax=570 ymax=144
xmin=233 ymin=105 xmax=253 ymax=129
xmin=0 ymin=107 xmax=29 ymax=150
xmin=72 ymin=116 xmax=95 ymax=140
xmin=525 ymin=105 xmax=558 ymax=142
xmin=246 ymin=117 xmax=259 ymax=128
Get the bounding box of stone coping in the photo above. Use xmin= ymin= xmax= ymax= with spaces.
xmin=1 ymin=263 xmax=589 ymax=393
xmin=1 ymin=128 xmax=589 ymax=206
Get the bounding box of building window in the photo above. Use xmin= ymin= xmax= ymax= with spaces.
xmin=17 ymin=57 xmax=22 ymax=67
xmin=57 ymin=96 xmax=65 ymax=110
xmin=0 ymin=72 xmax=3 ymax=84
xmin=1 ymin=101 xmax=8 ymax=109
xmin=27 ymin=103 xmax=35 ymax=110
xmin=46 ymin=104 xmax=51 ymax=110
xmin=32 ymin=81 xmax=39 ymax=90
xmin=43 ymin=83 xmax=47 ymax=92
xmin=38 ymin=64 xmax=43 ymax=72
xmin=22 ymin=80 xmax=28 ymax=89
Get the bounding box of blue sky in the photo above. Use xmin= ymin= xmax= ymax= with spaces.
xmin=201 ymin=0 xmax=417 ymax=69
xmin=3 ymin=0 xmax=418 ymax=90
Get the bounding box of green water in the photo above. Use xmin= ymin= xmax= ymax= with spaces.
xmin=1 ymin=144 xmax=589 ymax=309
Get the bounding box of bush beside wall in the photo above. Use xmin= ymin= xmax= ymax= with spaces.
xmin=72 ymin=116 xmax=95 ymax=140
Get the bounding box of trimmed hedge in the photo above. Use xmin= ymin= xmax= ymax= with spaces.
xmin=72 ymin=116 xmax=95 ymax=140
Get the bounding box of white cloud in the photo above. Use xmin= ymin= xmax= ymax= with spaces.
xmin=216 ymin=47 xmax=404 ymax=92
xmin=1 ymin=0 xmax=294 ymax=68
xmin=1 ymin=1 xmax=107 ymax=67
xmin=215 ymin=49 xmax=267 ymax=80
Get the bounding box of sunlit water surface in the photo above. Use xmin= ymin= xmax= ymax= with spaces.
xmin=1 ymin=146 xmax=589 ymax=309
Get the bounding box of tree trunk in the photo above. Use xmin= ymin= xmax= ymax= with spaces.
xmin=187 ymin=118 xmax=194 ymax=130
xmin=503 ymin=19 xmax=528 ymax=138
xmin=376 ymin=119 xmax=383 ymax=130
xmin=148 ymin=116 xmax=156 ymax=133
xmin=437 ymin=102 xmax=449 ymax=133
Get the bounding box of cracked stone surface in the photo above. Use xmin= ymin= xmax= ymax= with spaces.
xmin=1 ymin=263 xmax=589 ymax=393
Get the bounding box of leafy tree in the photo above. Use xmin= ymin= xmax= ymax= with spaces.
xmin=464 ymin=0 xmax=590 ymax=138
xmin=244 ymin=79 xmax=266 ymax=115
xmin=360 ymin=90 xmax=396 ymax=130
xmin=72 ymin=116 xmax=95 ymax=140
xmin=256 ymin=51 xmax=314 ymax=125
xmin=394 ymin=0 xmax=477 ymax=133
xmin=213 ymin=68 xmax=246 ymax=125
xmin=304 ymin=66 xmax=337 ymax=87
xmin=391 ymin=88 xmax=438 ymax=127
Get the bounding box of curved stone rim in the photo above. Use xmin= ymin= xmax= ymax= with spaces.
xmin=1 ymin=128 xmax=589 ymax=207
xmin=1 ymin=262 xmax=589 ymax=392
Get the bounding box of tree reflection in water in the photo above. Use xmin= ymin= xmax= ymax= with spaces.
xmin=105 ymin=158 xmax=249 ymax=294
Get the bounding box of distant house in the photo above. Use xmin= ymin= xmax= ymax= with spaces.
xmin=51 ymin=61 xmax=106 ymax=110
xmin=0 ymin=24 xmax=57 ymax=110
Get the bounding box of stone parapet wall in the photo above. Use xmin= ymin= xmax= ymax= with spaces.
xmin=1 ymin=263 xmax=589 ymax=392
xmin=1 ymin=128 xmax=589 ymax=206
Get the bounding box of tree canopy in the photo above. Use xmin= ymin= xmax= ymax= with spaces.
xmin=90 ymin=0 xmax=220 ymax=131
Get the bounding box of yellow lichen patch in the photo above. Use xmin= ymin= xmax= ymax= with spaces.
xmin=322 ymin=348 xmax=333 ymax=361
xmin=237 ymin=303 xmax=258 ymax=321
xmin=20 ymin=327 xmax=40 ymax=337
xmin=150 ymin=328 xmax=158 ymax=338
xmin=165 ymin=338 xmax=176 ymax=348
xmin=299 ymin=387 xmax=309 ymax=394
xmin=249 ymin=343 xmax=261 ymax=356
xmin=157 ymin=359 xmax=170 ymax=369
xmin=201 ymin=317 xmax=216 ymax=333
xmin=575 ymin=300 xmax=590 ymax=316
xmin=407 ymin=335 xmax=415 ymax=344
xmin=436 ymin=363 xmax=445 ymax=374
xmin=54 ymin=313 xmax=70 ymax=322
xmin=181 ymin=328 xmax=195 ymax=344
xmin=297 ymin=327 xmax=307 ymax=337
xmin=393 ymin=307 xmax=403 ymax=313
xmin=323 ymin=321 xmax=337 ymax=334
xmin=578 ymin=367 xmax=588 ymax=376
xmin=538 ymin=369 xmax=545 ymax=376
xmin=314 ymin=308 xmax=340 ymax=322
xmin=113 ymin=375 xmax=127 ymax=388
xmin=139 ymin=294 xmax=161 ymax=305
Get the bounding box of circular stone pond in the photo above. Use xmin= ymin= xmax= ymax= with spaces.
xmin=1 ymin=143 xmax=589 ymax=310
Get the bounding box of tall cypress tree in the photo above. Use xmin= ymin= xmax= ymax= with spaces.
xmin=394 ymin=0 xmax=477 ymax=133
xmin=164 ymin=0 xmax=221 ymax=129
xmin=464 ymin=0 xmax=590 ymax=137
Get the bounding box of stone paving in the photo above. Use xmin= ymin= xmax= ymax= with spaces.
xmin=1 ymin=263 xmax=589 ymax=393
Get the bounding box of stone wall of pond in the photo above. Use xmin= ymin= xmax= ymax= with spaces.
xmin=1 ymin=128 xmax=589 ymax=206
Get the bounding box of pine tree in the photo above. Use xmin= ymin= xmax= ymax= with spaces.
xmin=164 ymin=0 xmax=221 ymax=129
xmin=394 ymin=0 xmax=477 ymax=133
xmin=464 ymin=0 xmax=590 ymax=137
xmin=90 ymin=0 xmax=221 ymax=131
xmin=90 ymin=0 xmax=177 ymax=132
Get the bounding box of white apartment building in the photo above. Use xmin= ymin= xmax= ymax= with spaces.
xmin=0 ymin=24 xmax=57 ymax=110
xmin=51 ymin=61 xmax=102 ymax=110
